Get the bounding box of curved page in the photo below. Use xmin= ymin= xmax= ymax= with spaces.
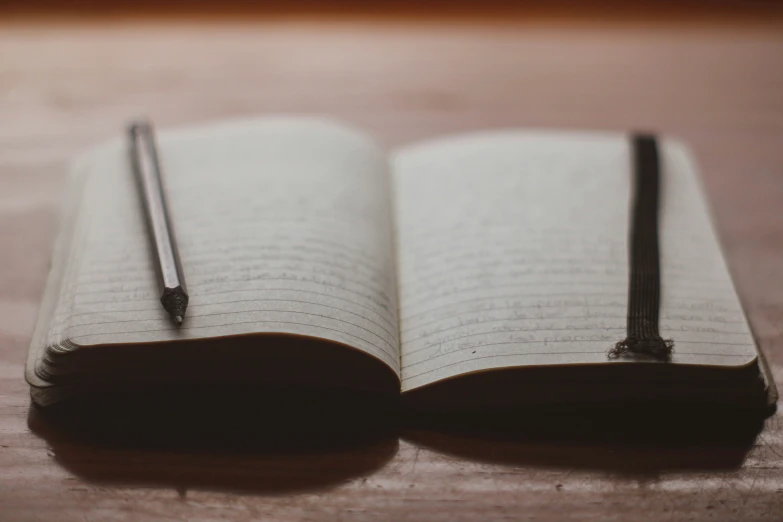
xmin=393 ymin=131 xmax=757 ymax=392
xmin=44 ymin=117 xmax=400 ymax=376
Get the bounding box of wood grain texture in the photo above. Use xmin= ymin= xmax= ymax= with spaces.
xmin=2 ymin=15 xmax=783 ymax=521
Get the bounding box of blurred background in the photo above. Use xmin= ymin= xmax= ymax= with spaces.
xmin=3 ymin=0 xmax=783 ymax=20
xmin=2 ymin=1 xmax=782 ymax=149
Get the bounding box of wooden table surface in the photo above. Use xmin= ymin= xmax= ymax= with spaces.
xmin=2 ymin=8 xmax=783 ymax=521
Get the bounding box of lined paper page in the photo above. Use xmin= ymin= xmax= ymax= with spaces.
xmin=393 ymin=132 xmax=757 ymax=391
xmin=48 ymin=118 xmax=400 ymax=374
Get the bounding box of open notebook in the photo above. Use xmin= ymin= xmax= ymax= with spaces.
xmin=25 ymin=117 xmax=776 ymax=410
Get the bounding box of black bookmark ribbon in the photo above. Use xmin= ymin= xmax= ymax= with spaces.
xmin=608 ymin=134 xmax=674 ymax=361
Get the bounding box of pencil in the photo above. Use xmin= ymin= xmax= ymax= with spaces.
xmin=128 ymin=119 xmax=189 ymax=326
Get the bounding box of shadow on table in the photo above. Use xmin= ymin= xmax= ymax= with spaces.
xmin=30 ymin=385 xmax=771 ymax=490
xmin=402 ymin=402 xmax=771 ymax=476
xmin=28 ymin=385 xmax=398 ymax=495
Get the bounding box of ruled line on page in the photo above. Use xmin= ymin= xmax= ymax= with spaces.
xmin=50 ymin=118 xmax=403 ymax=374
xmin=392 ymin=132 xmax=757 ymax=391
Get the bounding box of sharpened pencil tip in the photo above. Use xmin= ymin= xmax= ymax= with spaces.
xmin=174 ymin=315 xmax=183 ymax=326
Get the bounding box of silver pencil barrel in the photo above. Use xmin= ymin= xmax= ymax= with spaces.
xmin=128 ymin=119 xmax=189 ymax=326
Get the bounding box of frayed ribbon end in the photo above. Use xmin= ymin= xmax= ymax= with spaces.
xmin=608 ymin=337 xmax=674 ymax=361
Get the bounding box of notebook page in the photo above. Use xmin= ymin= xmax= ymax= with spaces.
xmin=47 ymin=118 xmax=400 ymax=374
xmin=393 ymin=131 xmax=757 ymax=391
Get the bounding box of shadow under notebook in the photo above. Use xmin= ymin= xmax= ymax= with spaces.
xmin=28 ymin=384 xmax=399 ymax=495
xmin=28 ymin=381 xmax=772 ymax=490
xmin=402 ymin=401 xmax=770 ymax=477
